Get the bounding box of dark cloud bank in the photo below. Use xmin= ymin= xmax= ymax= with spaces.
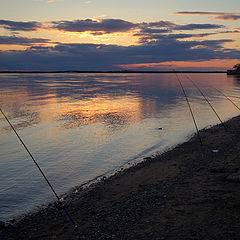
xmin=51 ymin=19 xmax=137 ymax=34
xmin=0 ymin=20 xmax=41 ymax=32
xmin=0 ymin=18 xmax=225 ymax=34
xmin=0 ymin=39 xmax=239 ymax=70
xmin=0 ymin=36 xmax=51 ymax=45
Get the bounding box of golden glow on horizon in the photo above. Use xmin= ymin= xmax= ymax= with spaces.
xmin=118 ymin=59 xmax=240 ymax=70
xmin=0 ymin=43 xmax=58 ymax=51
xmin=20 ymin=28 xmax=140 ymax=47
xmin=0 ymin=44 xmax=27 ymax=51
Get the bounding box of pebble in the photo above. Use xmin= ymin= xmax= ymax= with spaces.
xmin=226 ymin=172 xmax=240 ymax=182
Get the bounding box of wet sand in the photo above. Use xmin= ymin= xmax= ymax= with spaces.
xmin=1 ymin=115 xmax=240 ymax=240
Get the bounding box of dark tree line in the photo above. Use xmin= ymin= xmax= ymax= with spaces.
xmin=233 ymin=64 xmax=240 ymax=70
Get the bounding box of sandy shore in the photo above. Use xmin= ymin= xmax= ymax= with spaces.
xmin=1 ymin=116 xmax=240 ymax=240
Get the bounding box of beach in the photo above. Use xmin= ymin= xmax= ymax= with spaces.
xmin=1 ymin=115 xmax=240 ymax=239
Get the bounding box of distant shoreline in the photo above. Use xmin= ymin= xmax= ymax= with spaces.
xmin=0 ymin=70 xmax=226 ymax=74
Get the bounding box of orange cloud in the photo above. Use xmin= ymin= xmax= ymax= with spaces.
xmin=48 ymin=0 xmax=64 ymax=2
xmin=0 ymin=44 xmax=27 ymax=51
xmin=118 ymin=59 xmax=240 ymax=70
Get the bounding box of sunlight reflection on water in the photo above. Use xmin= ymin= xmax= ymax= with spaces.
xmin=0 ymin=73 xmax=240 ymax=220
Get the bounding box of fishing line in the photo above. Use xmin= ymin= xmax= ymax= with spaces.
xmin=184 ymin=76 xmax=240 ymax=165
xmin=185 ymin=75 xmax=227 ymax=131
xmin=213 ymin=87 xmax=240 ymax=112
xmin=225 ymin=95 xmax=240 ymax=100
xmin=0 ymin=107 xmax=77 ymax=228
xmin=175 ymin=74 xmax=203 ymax=146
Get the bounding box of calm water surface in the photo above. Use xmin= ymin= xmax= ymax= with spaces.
xmin=0 ymin=73 xmax=240 ymax=220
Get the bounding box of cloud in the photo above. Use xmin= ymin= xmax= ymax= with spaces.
xmin=118 ymin=59 xmax=240 ymax=71
xmin=0 ymin=19 xmax=41 ymax=32
xmin=220 ymin=29 xmax=240 ymax=34
xmin=144 ymin=20 xmax=176 ymax=28
xmin=138 ymin=33 xmax=219 ymax=43
xmin=0 ymin=38 xmax=238 ymax=71
xmin=138 ymin=21 xmax=224 ymax=32
xmin=0 ymin=18 xmax=226 ymax=38
xmin=135 ymin=22 xmax=225 ymax=43
xmin=174 ymin=11 xmax=240 ymax=21
xmin=0 ymin=36 xmax=52 ymax=45
xmin=175 ymin=24 xmax=225 ymax=30
xmin=50 ymin=19 xmax=137 ymax=34
xmin=137 ymin=27 xmax=171 ymax=35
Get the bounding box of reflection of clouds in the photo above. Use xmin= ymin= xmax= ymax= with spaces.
xmin=0 ymin=73 xmax=145 ymax=135
xmin=59 ymin=96 xmax=141 ymax=130
xmin=0 ymin=85 xmax=48 ymax=133
xmin=0 ymin=73 xmax=182 ymax=135
xmin=0 ymin=88 xmax=40 ymax=132
xmin=2 ymin=73 xmax=234 ymax=136
xmin=0 ymin=111 xmax=40 ymax=134
xmin=60 ymin=110 xmax=131 ymax=129
xmin=14 ymin=113 xmax=39 ymax=130
xmin=1 ymin=113 xmax=39 ymax=132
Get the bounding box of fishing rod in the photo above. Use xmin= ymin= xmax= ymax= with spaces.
xmin=184 ymin=76 xmax=239 ymax=158
xmin=0 ymin=107 xmax=77 ymax=228
xmin=175 ymin=74 xmax=203 ymax=146
xmin=185 ymin=75 xmax=227 ymax=131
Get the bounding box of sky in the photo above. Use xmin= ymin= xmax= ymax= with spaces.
xmin=0 ymin=0 xmax=239 ymax=71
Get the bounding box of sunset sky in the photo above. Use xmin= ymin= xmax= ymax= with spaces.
xmin=0 ymin=0 xmax=239 ymax=70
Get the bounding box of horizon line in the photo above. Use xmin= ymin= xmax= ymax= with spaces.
xmin=0 ymin=70 xmax=227 ymax=74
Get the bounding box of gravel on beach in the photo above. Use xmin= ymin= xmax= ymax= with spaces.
xmin=1 ymin=116 xmax=240 ymax=240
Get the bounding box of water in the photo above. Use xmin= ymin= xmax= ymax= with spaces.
xmin=0 ymin=73 xmax=240 ymax=221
